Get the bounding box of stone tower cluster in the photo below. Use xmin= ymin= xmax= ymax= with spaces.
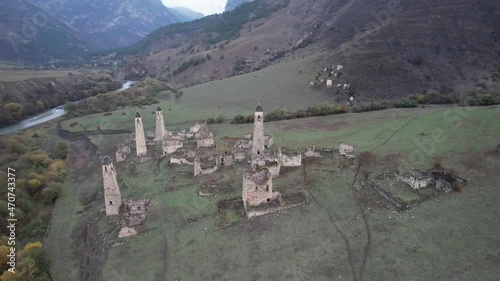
xmin=102 ymin=156 xmax=122 ymax=216
xmin=251 ymin=103 xmax=265 ymax=168
xmin=134 ymin=111 xmax=147 ymax=156
xmin=155 ymin=107 xmax=166 ymax=141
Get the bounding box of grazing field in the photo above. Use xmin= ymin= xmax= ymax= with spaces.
xmin=46 ymin=105 xmax=500 ymax=281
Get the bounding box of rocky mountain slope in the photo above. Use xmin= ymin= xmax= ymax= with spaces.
xmin=0 ymin=0 xmax=94 ymax=64
xmin=113 ymin=0 xmax=500 ymax=100
xmin=225 ymin=0 xmax=255 ymax=11
xmin=169 ymin=7 xmax=204 ymax=22
xmin=30 ymin=0 xmax=180 ymax=48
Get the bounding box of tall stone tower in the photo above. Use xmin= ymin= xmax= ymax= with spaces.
xmin=102 ymin=156 xmax=122 ymax=216
xmin=251 ymin=103 xmax=265 ymax=168
xmin=134 ymin=111 xmax=147 ymax=156
xmin=154 ymin=107 xmax=165 ymax=141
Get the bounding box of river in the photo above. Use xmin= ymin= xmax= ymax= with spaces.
xmin=0 ymin=80 xmax=135 ymax=136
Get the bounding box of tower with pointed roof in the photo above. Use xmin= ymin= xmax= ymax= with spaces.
xmin=154 ymin=107 xmax=165 ymax=141
xmin=134 ymin=111 xmax=147 ymax=156
xmin=251 ymin=103 xmax=265 ymax=168
xmin=102 ymin=156 xmax=122 ymax=216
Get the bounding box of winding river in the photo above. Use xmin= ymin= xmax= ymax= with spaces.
xmin=0 ymin=80 xmax=135 ymax=136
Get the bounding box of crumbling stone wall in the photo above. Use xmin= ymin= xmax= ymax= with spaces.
xmin=233 ymin=150 xmax=246 ymax=162
xmin=194 ymin=157 xmax=219 ymax=176
xmin=305 ymin=146 xmax=322 ymax=157
xmin=162 ymin=134 xmax=183 ymax=155
xmin=218 ymin=152 xmax=235 ymax=167
xmin=266 ymin=161 xmax=281 ymax=178
xmin=235 ymin=139 xmax=252 ymax=149
xmin=264 ymin=135 xmax=273 ymax=148
xmin=242 ymin=168 xmax=280 ymax=208
xmin=102 ymin=157 xmax=122 ymax=216
xmin=115 ymin=142 xmax=131 ymax=163
xmin=339 ymin=143 xmax=356 ymax=158
xmin=196 ymin=123 xmax=215 ymax=148
xmin=280 ymin=153 xmax=302 ymax=167
xmin=134 ymin=112 xmax=147 ymax=156
xmin=396 ymin=169 xmax=433 ymax=189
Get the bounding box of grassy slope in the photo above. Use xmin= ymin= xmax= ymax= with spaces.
xmin=0 ymin=70 xmax=75 ymax=82
xmin=61 ymin=54 xmax=331 ymax=133
xmin=48 ymin=105 xmax=500 ymax=281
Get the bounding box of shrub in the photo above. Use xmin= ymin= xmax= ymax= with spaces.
xmin=216 ymin=114 xmax=225 ymax=123
xmin=55 ymin=142 xmax=68 ymax=159
xmin=393 ymin=98 xmax=418 ymax=108
xmin=232 ymin=114 xmax=245 ymax=124
xmin=206 ymin=117 xmax=215 ymax=124
xmin=433 ymin=161 xmax=444 ymax=170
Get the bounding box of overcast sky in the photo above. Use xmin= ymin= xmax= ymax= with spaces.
xmin=161 ymin=0 xmax=226 ymax=16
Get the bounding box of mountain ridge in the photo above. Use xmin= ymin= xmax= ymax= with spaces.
xmin=30 ymin=0 xmax=181 ymax=48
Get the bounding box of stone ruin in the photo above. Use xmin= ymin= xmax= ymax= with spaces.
xmin=339 ymin=142 xmax=356 ymax=158
xmin=118 ymin=199 xmax=151 ymax=238
xmin=367 ymin=168 xmax=469 ymax=211
xmin=242 ymin=167 xmax=281 ymax=209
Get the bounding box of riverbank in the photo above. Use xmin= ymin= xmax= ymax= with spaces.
xmin=0 ymin=80 xmax=135 ymax=135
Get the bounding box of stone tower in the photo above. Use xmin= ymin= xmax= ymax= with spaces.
xmin=134 ymin=111 xmax=147 ymax=156
xmin=154 ymin=107 xmax=165 ymax=141
xmin=102 ymin=156 xmax=122 ymax=216
xmin=251 ymin=103 xmax=265 ymax=168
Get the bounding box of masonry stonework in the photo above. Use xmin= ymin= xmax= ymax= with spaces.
xmin=155 ymin=107 xmax=165 ymax=141
xmin=102 ymin=156 xmax=122 ymax=216
xmin=134 ymin=112 xmax=147 ymax=156
xmin=252 ymin=103 xmax=265 ymax=168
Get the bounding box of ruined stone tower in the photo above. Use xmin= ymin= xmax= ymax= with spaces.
xmin=154 ymin=107 xmax=165 ymax=141
xmin=251 ymin=103 xmax=265 ymax=168
xmin=102 ymin=156 xmax=122 ymax=216
xmin=134 ymin=111 xmax=147 ymax=156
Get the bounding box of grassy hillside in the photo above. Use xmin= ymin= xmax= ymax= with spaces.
xmin=47 ymin=105 xmax=500 ymax=281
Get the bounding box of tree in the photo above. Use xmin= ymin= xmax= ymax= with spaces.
xmin=36 ymin=101 xmax=45 ymax=113
xmin=216 ymin=114 xmax=225 ymax=123
xmin=0 ymin=246 xmax=9 ymax=272
xmin=0 ymin=107 xmax=13 ymax=125
xmin=4 ymin=103 xmax=23 ymax=119
xmin=64 ymin=102 xmax=78 ymax=113
xmin=23 ymin=242 xmax=42 ymax=253
xmin=23 ymin=103 xmax=37 ymax=117
xmin=55 ymin=142 xmax=68 ymax=159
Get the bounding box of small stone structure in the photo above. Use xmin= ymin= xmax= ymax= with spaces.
xmin=162 ymin=133 xmax=184 ymax=155
xmin=305 ymin=146 xmax=322 ymax=157
xmin=115 ymin=141 xmax=131 ymax=162
xmin=196 ymin=122 xmax=215 ymax=148
xmin=101 ymin=156 xmax=122 ymax=216
xmin=134 ymin=111 xmax=147 ymax=156
xmin=242 ymin=168 xmax=281 ymax=209
xmin=118 ymin=199 xmax=151 ymax=238
xmin=339 ymin=143 xmax=356 ymax=158
xmin=155 ymin=107 xmax=165 ymax=141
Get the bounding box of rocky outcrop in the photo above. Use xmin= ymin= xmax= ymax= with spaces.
xmin=224 ymin=0 xmax=255 ymax=11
